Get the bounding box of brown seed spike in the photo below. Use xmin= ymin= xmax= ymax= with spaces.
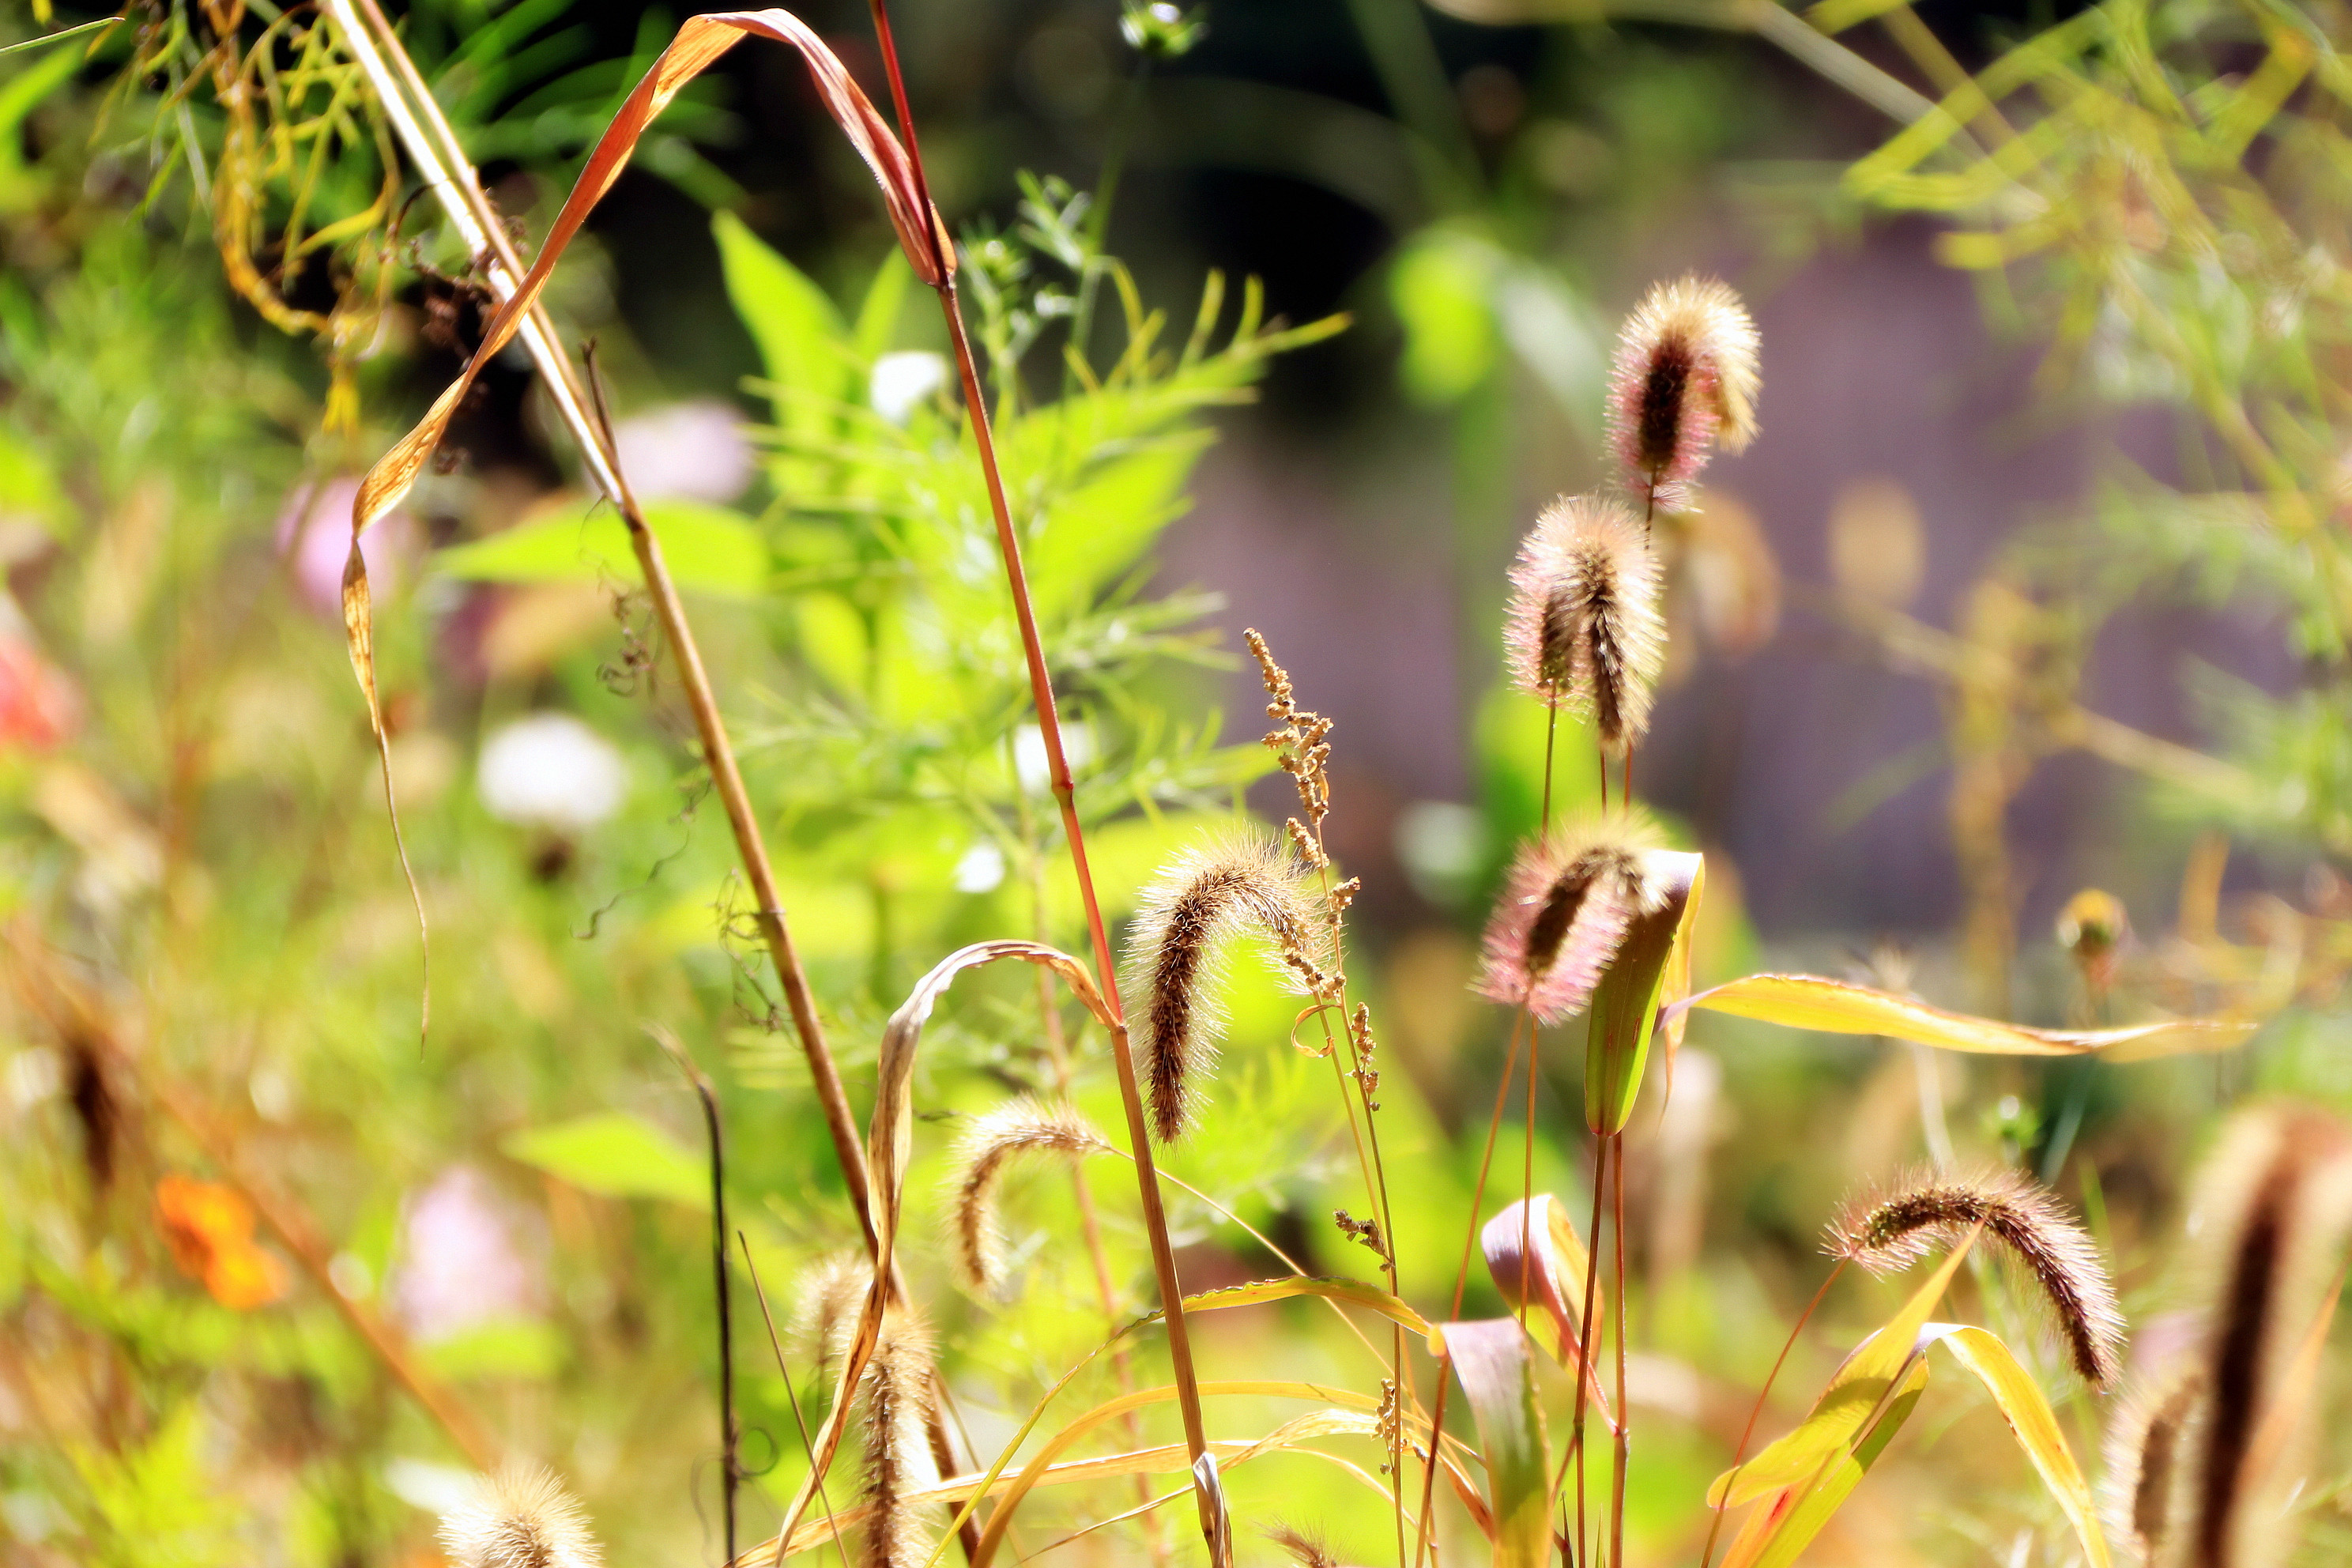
xmin=1605 ymin=274 xmax=1761 ymax=512
xmin=437 ymin=1464 xmax=603 ymax=1568
xmin=1504 ymin=496 xmax=1666 ymax=756
xmin=2105 ymin=1370 xmax=2201 ymax=1565
xmin=1125 ymin=831 xmax=1321 ymax=1143
xmin=1474 ymin=814 xmax=1663 ymax=1026
xmin=2180 ymin=1106 xmax=2352 ymax=1568
xmin=861 ymin=1309 xmax=939 ymax=1568
xmin=944 ymin=1098 xmax=1110 ymax=1296
xmin=1829 ymin=1167 xmax=2125 ymax=1385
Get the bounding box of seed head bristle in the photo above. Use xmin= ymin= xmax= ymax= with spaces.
xmin=861 ymin=1309 xmax=939 ymax=1568
xmin=1265 ymin=1522 xmax=1339 ymax=1568
xmin=2105 ymin=1371 xmax=2202 ymax=1565
xmin=1503 ymin=496 xmax=1666 ymax=756
xmin=1474 ymin=814 xmax=1664 ymax=1026
xmin=792 ymin=1251 xmax=872 ymax=1385
xmin=944 ymin=1098 xmax=1110 ymax=1296
xmin=2182 ymin=1106 xmax=2352 ymax=1568
xmin=1125 ymin=831 xmax=1321 ymax=1143
xmin=1606 ymin=274 xmax=1760 ymax=511
xmin=437 ymin=1464 xmax=602 ymax=1568
xmin=1828 ymin=1167 xmax=2124 ymax=1385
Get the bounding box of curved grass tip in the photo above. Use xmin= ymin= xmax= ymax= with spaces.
xmin=1607 ymin=273 xmax=1760 ymax=511
xmin=945 ymin=1097 xmax=1110 ymax=1296
xmin=437 ymin=1463 xmax=602 ymax=1568
xmin=1504 ymin=495 xmax=1666 ymax=756
xmin=1829 ymin=1166 xmax=2124 ymax=1385
xmin=1124 ymin=831 xmax=1321 ymax=1143
xmin=1474 ymin=812 xmax=1664 ymax=1027
xmin=1265 ymin=1522 xmax=1338 ymax=1568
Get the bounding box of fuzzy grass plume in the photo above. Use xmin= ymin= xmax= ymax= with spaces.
xmin=2105 ymin=1370 xmax=2202 ymax=1566
xmin=792 ymin=1251 xmax=871 ymax=1388
xmin=1125 ymin=831 xmax=1320 ymax=1143
xmin=945 ymin=1098 xmax=1110 ymax=1295
xmin=861 ymin=1309 xmax=940 ymax=1568
xmin=2180 ymin=1106 xmax=2352 ymax=1568
xmin=1607 ymin=274 xmax=1760 ymax=512
xmin=1265 ymin=1522 xmax=1339 ymax=1568
xmin=1504 ymin=496 xmax=1666 ymax=756
xmin=437 ymin=1464 xmax=602 ymax=1568
xmin=1475 ymin=814 xmax=1663 ymax=1025
xmin=1830 ymin=1167 xmax=2124 ymax=1385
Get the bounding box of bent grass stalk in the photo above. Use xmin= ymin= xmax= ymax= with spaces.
xmin=858 ymin=0 xmax=1218 ymax=1539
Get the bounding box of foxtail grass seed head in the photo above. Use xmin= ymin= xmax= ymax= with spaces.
xmin=438 ymin=1464 xmax=602 ymax=1568
xmin=1265 ymin=1523 xmax=1338 ymax=1568
xmin=1607 ymin=274 xmax=1760 ymax=511
xmin=1830 ymin=1167 xmax=2124 ymax=1385
xmin=1504 ymin=496 xmax=1666 ymax=753
xmin=2105 ymin=1371 xmax=2202 ymax=1565
xmin=792 ymin=1251 xmax=871 ymax=1385
xmin=945 ymin=1098 xmax=1110 ymax=1295
xmin=2182 ymin=1106 xmax=2352 ymax=1568
xmin=1475 ymin=814 xmax=1663 ymax=1026
xmin=861 ymin=1309 xmax=940 ymax=1568
xmin=1125 ymin=831 xmax=1321 ymax=1143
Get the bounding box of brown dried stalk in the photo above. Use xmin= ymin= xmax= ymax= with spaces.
xmin=860 ymin=1310 xmax=938 ymax=1568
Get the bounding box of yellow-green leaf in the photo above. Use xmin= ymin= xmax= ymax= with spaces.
xmin=1482 ymin=1194 xmax=1600 ymax=1377
xmin=1587 ymin=849 xmax=1702 ymax=1135
xmin=1718 ymin=1357 xmax=1929 ymax=1568
xmin=1708 ymin=1232 xmax=1976 ymax=1507
xmin=1441 ymin=1320 xmax=1551 ymax=1568
xmin=1923 ymin=1325 xmax=2111 ymax=1568
xmin=435 ymin=499 xmax=767 ymax=597
xmin=1679 ymin=974 xmax=2256 ymax=1057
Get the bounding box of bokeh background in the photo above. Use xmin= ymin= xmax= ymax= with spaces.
xmin=6 ymin=2 xmax=2350 ymax=1566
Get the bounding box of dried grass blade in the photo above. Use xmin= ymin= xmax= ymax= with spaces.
xmin=1674 ymin=974 xmax=2256 ymax=1057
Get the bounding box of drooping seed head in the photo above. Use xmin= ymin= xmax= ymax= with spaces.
xmin=1474 ymin=814 xmax=1664 ymax=1027
xmin=1829 ymin=1167 xmax=2125 ymax=1385
xmin=792 ymin=1251 xmax=872 ymax=1386
xmin=944 ymin=1098 xmax=1110 ymax=1296
xmin=1606 ymin=274 xmax=1760 ymax=511
xmin=2180 ymin=1106 xmax=2352 ymax=1568
xmin=437 ymin=1464 xmax=602 ymax=1568
xmin=1125 ymin=831 xmax=1321 ymax=1143
xmin=1503 ymin=496 xmax=1666 ymax=756
xmin=861 ymin=1308 xmax=939 ymax=1568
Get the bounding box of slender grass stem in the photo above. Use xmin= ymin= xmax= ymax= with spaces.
xmin=743 ymin=1238 xmax=854 ymax=1568
xmin=858 ymin=2 xmax=1216 ymax=1532
xmin=1695 ymin=1262 xmax=1848 ymax=1568
xmin=1570 ymin=1135 xmax=1607 ymax=1568
xmin=651 ymin=1027 xmax=737 ymax=1567
xmin=1608 ymin=1135 xmax=1629 ymax=1568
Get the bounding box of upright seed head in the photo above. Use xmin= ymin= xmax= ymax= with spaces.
xmin=2105 ymin=1370 xmax=2203 ymax=1566
xmin=1125 ymin=831 xmax=1321 ymax=1143
xmin=944 ymin=1098 xmax=1110 ymax=1296
xmin=2180 ymin=1106 xmax=2352 ymax=1568
xmin=437 ymin=1464 xmax=602 ymax=1568
xmin=1503 ymin=496 xmax=1666 ymax=756
xmin=861 ymin=1308 xmax=939 ymax=1568
xmin=1606 ymin=274 xmax=1761 ymax=511
xmin=1830 ymin=1167 xmax=2125 ymax=1385
xmin=1474 ymin=814 xmax=1663 ymax=1026
xmin=1265 ymin=1523 xmax=1339 ymax=1568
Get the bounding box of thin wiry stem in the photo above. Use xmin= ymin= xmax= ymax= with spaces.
xmin=858 ymin=0 xmax=1216 ymax=1536
xmin=651 ymin=1027 xmax=737 ymax=1567
xmin=1608 ymin=1136 xmax=1629 ymax=1568
xmin=742 ymin=1237 xmax=853 ymax=1568
xmin=1570 ymin=1137 xmax=1606 ymax=1568
xmin=1695 ymin=1262 xmax=1848 ymax=1568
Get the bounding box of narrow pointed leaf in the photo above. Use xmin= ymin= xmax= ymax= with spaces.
xmin=1717 ymin=1357 xmax=1929 ymax=1568
xmin=1674 ymin=974 xmax=2256 ymax=1057
xmin=1585 ymin=849 xmax=1703 ymax=1135
xmin=1707 ymin=1230 xmax=1977 ymax=1508
xmin=1920 ymin=1324 xmax=2111 ymax=1568
xmin=1440 ymin=1320 xmax=1551 ymax=1568
xmin=1482 ymin=1195 xmax=1599 ymax=1374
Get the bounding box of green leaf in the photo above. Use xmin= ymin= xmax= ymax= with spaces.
xmin=1025 ymin=435 xmax=1207 ymax=609
xmin=420 ymin=1315 xmax=567 ymax=1381
xmin=1707 ymin=1234 xmax=1976 ymax=1508
xmin=1585 ymin=849 xmax=1703 ymax=1136
xmin=714 ymin=209 xmax=850 ymax=432
xmin=1389 ymin=228 xmax=1498 ymax=405
xmin=501 ymin=1111 xmax=709 ymax=1208
xmin=853 ymin=248 xmax=914 ymax=364
xmin=1441 ymin=1319 xmax=1551 ymax=1568
xmin=433 ymin=499 xmax=767 ymax=597
xmin=1719 ymin=1357 xmax=1930 ymax=1568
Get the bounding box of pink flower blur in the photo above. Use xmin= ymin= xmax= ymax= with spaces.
xmin=277 ymin=477 xmax=416 ymax=619
xmin=392 ymin=1164 xmax=544 ymax=1344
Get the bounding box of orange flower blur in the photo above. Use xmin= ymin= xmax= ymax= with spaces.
xmin=156 ymin=1174 xmax=288 ymax=1310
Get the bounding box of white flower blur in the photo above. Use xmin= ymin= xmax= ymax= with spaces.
xmin=869 ymin=350 xmax=949 ymax=425
xmin=477 ymin=713 xmax=629 ymax=832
